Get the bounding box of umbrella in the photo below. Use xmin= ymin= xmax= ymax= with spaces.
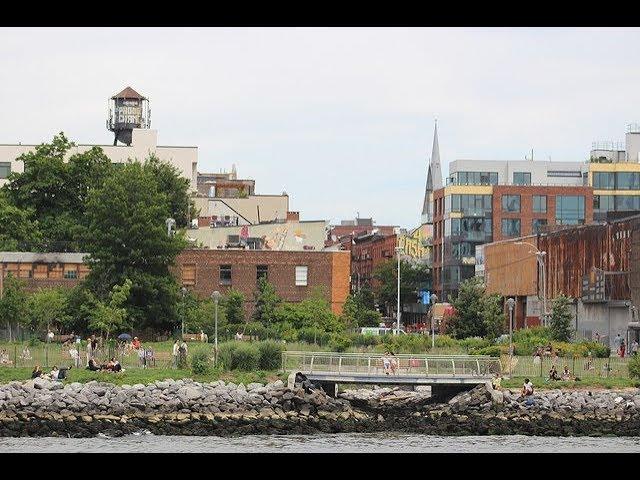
xmin=117 ymin=333 xmax=132 ymax=341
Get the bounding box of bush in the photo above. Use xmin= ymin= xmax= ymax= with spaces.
xmin=351 ymin=334 xmax=382 ymax=347
xmin=434 ymin=335 xmax=459 ymax=348
xmin=629 ymin=355 xmax=640 ymax=380
xmin=191 ymin=349 xmax=211 ymax=375
xmin=328 ymin=334 xmax=352 ymax=352
xmin=459 ymin=337 xmax=491 ymax=352
xmin=231 ymin=342 xmax=260 ymax=371
xmin=297 ymin=327 xmax=331 ymax=346
xmin=257 ymin=341 xmax=284 ymax=370
xmin=217 ymin=341 xmax=239 ymax=370
xmin=470 ymin=345 xmax=503 ymax=356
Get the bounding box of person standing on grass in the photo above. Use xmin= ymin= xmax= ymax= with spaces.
xmin=632 ymin=340 xmax=639 ymax=356
xmin=619 ymin=339 xmax=626 ymax=358
xmin=86 ymin=337 xmax=93 ymax=365
xmin=172 ymin=339 xmax=180 ymax=368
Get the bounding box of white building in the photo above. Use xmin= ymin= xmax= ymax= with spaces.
xmin=0 ymin=128 xmax=198 ymax=190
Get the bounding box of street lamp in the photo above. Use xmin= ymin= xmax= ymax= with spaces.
xmin=430 ymin=293 xmax=438 ymax=349
xmin=181 ymin=287 xmax=187 ymax=337
xmin=506 ymin=297 xmax=516 ymax=377
xmin=395 ymin=247 xmax=403 ymax=335
xmin=211 ymin=291 xmax=221 ymax=363
xmin=515 ymin=241 xmax=548 ymax=327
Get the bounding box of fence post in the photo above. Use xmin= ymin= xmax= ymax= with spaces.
xmin=14 ymin=345 xmax=17 ymax=368
xmin=45 ymin=344 xmax=48 ymax=368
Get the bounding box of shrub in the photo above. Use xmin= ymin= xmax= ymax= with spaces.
xmin=232 ymin=342 xmax=260 ymax=371
xmin=470 ymin=345 xmax=503 ymax=356
xmin=328 ymin=334 xmax=352 ymax=352
xmin=257 ymin=341 xmax=284 ymax=370
xmin=434 ymin=335 xmax=459 ymax=348
xmin=459 ymin=337 xmax=491 ymax=352
xmin=191 ymin=349 xmax=211 ymax=375
xmin=217 ymin=341 xmax=239 ymax=370
xmin=351 ymin=333 xmax=382 ymax=347
xmin=297 ymin=327 xmax=331 ymax=346
xmin=629 ymin=355 xmax=640 ymax=380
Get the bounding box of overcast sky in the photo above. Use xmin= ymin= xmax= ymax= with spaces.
xmin=1 ymin=27 xmax=639 ymax=228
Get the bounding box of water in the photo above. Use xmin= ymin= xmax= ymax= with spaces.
xmin=1 ymin=433 xmax=639 ymax=452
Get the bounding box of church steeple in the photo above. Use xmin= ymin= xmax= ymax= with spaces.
xmin=421 ymin=120 xmax=443 ymax=224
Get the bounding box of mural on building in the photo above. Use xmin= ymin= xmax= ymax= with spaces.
xmin=397 ymin=224 xmax=433 ymax=264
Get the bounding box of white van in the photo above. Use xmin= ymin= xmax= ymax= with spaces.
xmin=360 ymin=327 xmax=406 ymax=336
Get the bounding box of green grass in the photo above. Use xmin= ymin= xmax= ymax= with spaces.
xmin=501 ymin=376 xmax=640 ymax=390
xmin=0 ymin=367 xmax=287 ymax=386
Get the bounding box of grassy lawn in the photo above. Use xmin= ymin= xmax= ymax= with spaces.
xmin=501 ymin=376 xmax=640 ymax=390
xmin=0 ymin=367 xmax=288 ymax=386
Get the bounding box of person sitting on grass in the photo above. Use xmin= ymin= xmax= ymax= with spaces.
xmin=31 ymin=365 xmax=43 ymax=379
xmin=549 ymin=365 xmax=560 ymax=381
xmin=561 ymin=365 xmax=574 ymax=381
xmin=49 ymin=366 xmax=60 ymax=381
xmin=86 ymin=358 xmax=101 ymax=372
xmin=57 ymin=365 xmax=72 ymax=381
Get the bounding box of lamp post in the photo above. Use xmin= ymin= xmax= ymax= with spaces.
xmin=211 ymin=291 xmax=221 ymax=363
xmin=430 ymin=293 xmax=438 ymax=349
xmin=515 ymin=241 xmax=547 ymax=327
xmin=506 ymin=297 xmax=516 ymax=377
xmin=395 ymin=247 xmax=403 ymax=335
xmin=181 ymin=287 xmax=187 ymax=337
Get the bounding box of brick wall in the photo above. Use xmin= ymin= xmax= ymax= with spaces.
xmin=174 ymin=249 xmax=351 ymax=317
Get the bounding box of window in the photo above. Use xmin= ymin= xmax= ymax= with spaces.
xmin=501 ymin=219 xmax=521 ymax=237
xmin=64 ymin=270 xmax=78 ymax=279
xmin=556 ymin=195 xmax=585 ymax=225
xmin=502 ymin=195 xmax=520 ymax=212
xmin=615 ymin=195 xmax=640 ymax=212
xmin=594 ymin=195 xmax=615 ymax=212
xmin=592 ymin=172 xmax=615 ymax=189
xmin=616 ymin=172 xmax=640 ymax=190
xmin=454 ymin=171 xmax=498 ymax=185
xmin=450 ymin=195 xmax=460 ymax=212
xmin=533 ymin=195 xmax=547 ymax=213
xmin=219 ymin=265 xmax=232 ymax=285
xmin=513 ymin=172 xmax=531 ymax=185
xmin=0 ymin=162 xmax=10 ymax=179
xmin=295 ymin=266 xmax=308 ymax=286
xmin=33 ymin=264 xmax=48 ymax=280
xmin=532 ymin=219 xmax=548 ymax=234
xmin=257 ymin=265 xmax=268 ymax=282
xmin=182 ymin=264 xmax=196 ymax=286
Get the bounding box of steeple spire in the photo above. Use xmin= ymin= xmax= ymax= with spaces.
xmin=421 ymin=119 xmax=443 ymax=224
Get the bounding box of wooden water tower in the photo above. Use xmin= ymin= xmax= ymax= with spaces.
xmin=106 ymin=86 xmax=150 ymax=146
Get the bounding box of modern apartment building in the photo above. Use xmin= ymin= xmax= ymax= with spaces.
xmin=432 ymin=124 xmax=640 ymax=301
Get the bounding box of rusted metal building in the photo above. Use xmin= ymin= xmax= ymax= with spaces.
xmin=483 ymin=215 xmax=640 ymax=349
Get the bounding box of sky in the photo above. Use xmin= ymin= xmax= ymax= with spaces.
xmin=1 ymin=27 xmax=640 ymax=228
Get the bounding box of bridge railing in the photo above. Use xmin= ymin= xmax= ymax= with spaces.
xmin=282 ymin=351 xmax=502 ymax=377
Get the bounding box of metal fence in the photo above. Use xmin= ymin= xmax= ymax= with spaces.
xmin=502 ymin=355 xmax=632 ymax=379
xmin=0 ymin=342 xmax=213 ymax=370
xmin=282 ymin=351 xmax=502 ymax=377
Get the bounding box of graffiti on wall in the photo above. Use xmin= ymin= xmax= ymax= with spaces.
xmin=397 ymin=224 xmax=433 ymax=263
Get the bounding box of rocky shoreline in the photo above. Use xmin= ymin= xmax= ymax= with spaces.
xmin=0 ymin=378 xmax=639 ymax=437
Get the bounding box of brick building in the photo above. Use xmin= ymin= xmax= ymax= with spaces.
xmin=350 ymin=233 xmax=397 ymax=291
xmin=0 ymin=252 xmax=89 ymax=294
xmin=175 ymin=249 xmax=351 ymax=316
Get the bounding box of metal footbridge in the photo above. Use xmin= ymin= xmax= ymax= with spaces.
xmin=282 ymin=351 xmax=502 ymax=396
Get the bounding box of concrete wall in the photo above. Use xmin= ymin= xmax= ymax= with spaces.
xmin=626 ymin=132 xmax=640 ymax=163
xmin=195 ymin=195 xmax=289 ymax=224
xmin=0 ymin=129 xmax=198 ymax=190
xmin=577 ymin=301 xmax=632 ymax=350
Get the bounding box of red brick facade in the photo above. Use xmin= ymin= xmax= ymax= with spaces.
xmin=350 ymin=234 xmax=397 ymax=290
xmin=432 ymin=188 xmax=445 ymax=299
xmin=174 ymin=249 xmax=351 ymax=317
xmin=492 ymin=185 xmax=594 ymax=242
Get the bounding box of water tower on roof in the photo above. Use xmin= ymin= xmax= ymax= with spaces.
xmin=107 ymin=86 xmax=151 ymax=146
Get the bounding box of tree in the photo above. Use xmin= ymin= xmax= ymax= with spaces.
xmin=2 ymin=133 xmax=113 ymax=252
xmin=252 ymin=278 xmax=282 ymax=326
xmin=88 ymin=279 xmax=132 ymax=339
xmin=549 ymin=294 xmax=574 ymax=342
xmin=0 ymin=193 xmax=42 ymax=251
xmin=65 ymin=285 xmax=99 ymax=335
xmin=83 ymin=160 xmax=188 ymax=330
xmin=178 ymin=291 xmax=227 ymax=336
xmin=372 ymin=259 xmax=430 ymax=315
xmin=223 ymin=289 xmax=245 ymax=325
xmin=341 ymin=287 xmax=382 ymax=329
xmin=448 ymin=277 xmax=486 ymax=339
xmin=143 ymin=156 xmax=195 ymax=228
xmin=480 ymin=294 xmax=506 ymax=340
xmin=274 ymin=288 xmax=343 ymax=333
xmin=0 ymin=275 xmax=28 ymax=341
xmin=27 ymin=288 xmax=71 ymax=334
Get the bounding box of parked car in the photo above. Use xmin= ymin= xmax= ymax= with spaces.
xmin=360 ymin=327 xmax=406 ymax=336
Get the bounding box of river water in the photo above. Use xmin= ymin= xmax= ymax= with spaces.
xmin=1 ymin=433 xmax=639 ymax=452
